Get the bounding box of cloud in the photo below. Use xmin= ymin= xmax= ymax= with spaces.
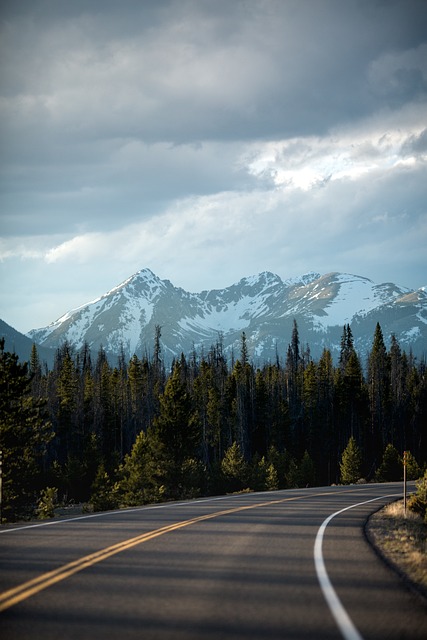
xmin=0 ymin=0 xmax=426 ymax=332
xmin=367 ymin=43 xmax=427 ymax=105
xmin=17 ymin=135 xmax=424 ymax=291
xmin=244 ymin=112 xmax=427 ymax=191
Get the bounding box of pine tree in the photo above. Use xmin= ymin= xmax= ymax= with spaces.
xmin=375 ymin=444 xmax=402 ymax=482
xmin=153 ymin=324 xmax=162 ymax=373
xmin=265 ymin=462 xmax=279 ymax=491
xmin=115 ymin=429 xmax=166 ymax=506
xmin=367 ymin=323 xmax=390 ymax=463
xmin=404 ymin=451 xmax=421 ymax=481
xmin=221 ymin=441 xmax=248 ymax=492
xmin=389 ymin=334 xmax=409 ymax=452
xmin=339 ymin=436 xmax=362 ymax=484
xmin=0 ymin=339 xmax=53 ymax=521
xmin=285 ymin=458 xmax=300 ymax=489
xmin=231 ymin=346 xmax=253 ymax=459
xmin=339 ymin=324 xmax=354 ymax=372
xmin=90 ymin=462 xmax=118 ymax=512
xmin=153 ymin=359 xmax=198 ymax=498
xmin=54 ymin=342 xmax=78 ymax=464
xmin=299 ymin=450 xmax=316 ymax=487
xmin=127 ymin=354 xmax=149 ymax=441
xmin=286 ymin=319 xmax=303 ymax=454
xmin=335 ymin=348 xmax=368 ymax=476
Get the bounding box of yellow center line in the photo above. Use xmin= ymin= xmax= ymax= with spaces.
xmin=0 ymin=489 xmax=361 ymax=612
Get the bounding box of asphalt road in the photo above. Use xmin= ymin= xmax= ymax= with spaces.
xmin=0 ymin=484 xmax=426 ymax=639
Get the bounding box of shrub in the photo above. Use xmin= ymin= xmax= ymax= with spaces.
xmin=408 ymin=470 xmax=427 ymax=520
xmin=405 ymin=451 xmax=422 ymax=480
xmin=36 ymin=487 xmax=58 ymax=520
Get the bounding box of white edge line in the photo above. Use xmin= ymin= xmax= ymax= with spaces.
xmin=314 ymin=493 xmax=400 ymax=640
xmin=1 ymin=485 xmax=403 ymax=535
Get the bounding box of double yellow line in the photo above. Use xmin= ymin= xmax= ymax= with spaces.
xmin=0 ymin=490 xmax=344 ymax=613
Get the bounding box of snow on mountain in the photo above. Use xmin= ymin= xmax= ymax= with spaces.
xmin=27 ymin=269 xmax=427 ymax=363
xmin=304 ymin=273 xmax=410 ymax=330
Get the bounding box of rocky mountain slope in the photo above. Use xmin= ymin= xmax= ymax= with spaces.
xmin=26 ymin=268 xmax=427 ymax=365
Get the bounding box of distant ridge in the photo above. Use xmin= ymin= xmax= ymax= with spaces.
xmin=24 ymin=268 xmax=427 ymax=365
xmin=0 ymin=319 xmax=55 ymax=367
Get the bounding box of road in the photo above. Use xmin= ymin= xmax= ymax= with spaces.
xmin=0 ymin=484 xmax=425 ymax=639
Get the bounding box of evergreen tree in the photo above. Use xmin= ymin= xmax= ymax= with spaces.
xmin=267 ymin=445 xmax=290 ymax=490
xmin=285 ymin=458 xmax=300 ymax=488
xmin=286 ymin=319 xmax=303 ymax=454
xmin=53 ymin=342 xmax=78 ymax=464
xmin=265 ymin=462 xmax=279 ymax=491
xmin=153 ymin=359 xmax=198 ymax=498
xmin=389 ymin=334 xmax=410 ymax=452
xmin=367 ymin=323 xmax=391 ymax=460
xmin=335 ymin=347 xmax=368 ymax=480
xmin=127 ymin=354 xmax=145 ymax=440
xmin=253 ymin=369 xmax=269 ymax=456
xmin=90 ymin=461 xmax=118 ymax=512
xmin=231 ymin=349 xmax=253 ymax=459
xmin=0 ymin=339 xmax=53 ymax=521
xmin=375 ymin=443 xmax=402 ymax=482
xmin=339 ymin=324 xmax=355 ymax=372
xmin=339 ymin=436 xmax=362 ymax=484
xmin=264 ymin=365 xmax=291 ymax=454
xmin=114 ymin=429 xmax=166 ymax=506
xmin=153 ymin=324 xmax=162 ymax=374
xmin=250 ymin=454 xmax=268 ymax=491
xmin=221 ymin=441 xmax=248 ymax=492
xmin=29 ymin=343 xmax=44 ymax=397
xmin=299 ymin=450 xmax=316 ymax=487
xmin=404 ymin=450 xmax=421 ymax=481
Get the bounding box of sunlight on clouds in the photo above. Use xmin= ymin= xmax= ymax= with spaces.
xmin=244 ymin=120 xmax=427 ymax=191
xmin=44 ymin=233 xmax=107 ymax=263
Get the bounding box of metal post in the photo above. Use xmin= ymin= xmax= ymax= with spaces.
xmin=403 ymin=450 xmax=407 ymax=516
xmin=0 ymin=450 xmax=2 ymax=525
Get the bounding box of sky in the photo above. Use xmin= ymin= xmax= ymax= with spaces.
xmin=1 ymin=0 xmax=426 ymax=334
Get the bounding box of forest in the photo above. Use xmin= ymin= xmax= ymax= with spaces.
xmin=1 ymin=320 xmax=426 ymax=522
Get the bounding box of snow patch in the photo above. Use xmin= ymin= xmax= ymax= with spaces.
xmin=313 ymin=276 xmax=385 ymax=328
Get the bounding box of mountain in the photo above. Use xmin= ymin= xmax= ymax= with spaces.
xmin=27 ymin=268 xmax=427 ymax=365
xmin=0 ymin=319 xmax=56 ymax=368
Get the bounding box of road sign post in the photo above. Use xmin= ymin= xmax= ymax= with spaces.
xmin=0 ymin=450 xmax=2 ymax=524
xmin=403 ymin=450 xmax=407 ymax=516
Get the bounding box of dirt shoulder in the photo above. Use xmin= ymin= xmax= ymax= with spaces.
xmin=366 ymin=499 xmax=427 ymax=599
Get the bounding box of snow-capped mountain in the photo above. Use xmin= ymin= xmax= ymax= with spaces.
xmin=27 ymin=268 xmax=427 ymax=364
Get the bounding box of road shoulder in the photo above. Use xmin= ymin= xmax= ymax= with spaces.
xmin=365 ymin=499 xmax=427 ymax=601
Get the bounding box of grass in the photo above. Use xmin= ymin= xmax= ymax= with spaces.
xmin=366 ymin=499 xmax=427 ymax=595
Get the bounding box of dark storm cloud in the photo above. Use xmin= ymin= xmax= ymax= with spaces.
xmin=2 ymin=1 xmax=426 ymax=142
xmin=1 ymin=0 xmax=426 ymax=234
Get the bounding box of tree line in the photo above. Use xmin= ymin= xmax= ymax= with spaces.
xmin=1 ymin=320 xmax=426 ymax=522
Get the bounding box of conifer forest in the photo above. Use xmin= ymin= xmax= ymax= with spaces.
xmin=1 ymin=321 xmax=426 ymax=522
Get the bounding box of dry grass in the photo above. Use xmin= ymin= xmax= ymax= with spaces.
xmin=367 ymin=499 xmax=427 ymax=594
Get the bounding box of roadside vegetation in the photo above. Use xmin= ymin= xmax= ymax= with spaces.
xmin=1 ymin=319 xmax=426 ymax=523
xmin=367 ymin=471 xmax=427 ymax=594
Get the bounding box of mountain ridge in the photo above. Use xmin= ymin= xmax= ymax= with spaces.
xmin=25 ymin=268 xmax=427 ymax=364
xmin=0 ymin=319 xmax=56 ymax=367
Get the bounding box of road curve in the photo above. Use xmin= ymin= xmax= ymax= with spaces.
xmin=0 ymin=484 xmax=425 ymax=639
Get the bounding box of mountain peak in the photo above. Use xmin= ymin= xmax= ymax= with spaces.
xmin=27 ymin=268 xmax=427 ymax=364
xmin=236 ymin=271 xmax=283 ymax=288
xmin=284 ymin=272 xmax=321 ymax=287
